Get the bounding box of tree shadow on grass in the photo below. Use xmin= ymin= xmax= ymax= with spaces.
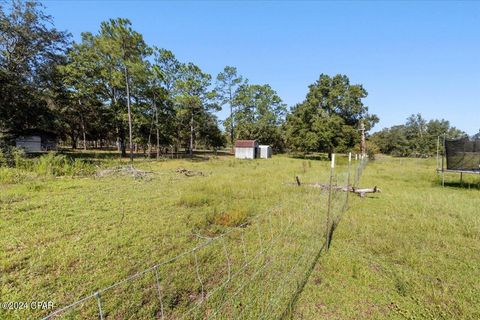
xmin=167 ymin=152 xmax=232 ymax=162
xmin=58 ymin=150 xmax=232 ymax=162
xmin=289 ymin=153 xmax=329 ymax=161
xmin=59 ymin=151 xmax=120 ymax=160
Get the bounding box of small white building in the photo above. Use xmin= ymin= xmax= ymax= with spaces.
xmin=235 ymin=140 xmax=258 ymax=159
xmin=16 ymin=136 xmax=42 ymax=153
xmin=259 ymin=145 xmax=272 ymax=159
xmin=15 ymin=130 xmax=58 ymax=153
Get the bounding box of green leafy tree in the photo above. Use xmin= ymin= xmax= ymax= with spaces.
xmin=63 ymin=19 xmax=150 ymax=157
xmin=59 ymin=34 xmax=107 ymax=149
xmin=96 ymin=18 xmax=151 ymax=161
xmin=371 ymin=114 xmax=466 ymax=156
xmin=425 ymin=119 xmax=465 ymax=154
xmin=197 ymin=113 xmax=226 ymax=150
xmin=0 ymin=0 xmax=69 ymax=136
xmin=404 ymin=114 xmax=428 ymax=156
xmin=153 ymin=48 xmax=181 ymax=92
xmin=370 ymin=125 xmax=410 ymax=156
xmin=174 ymin=63 xmax=218 ymax=156
xmin=215 ymin=66 xmax=246 ymax=146
xmin=151 ymin=48 xmax=181 ymax=156
xmin=233 ymin=84 xmax=287 ymax=151
xmin=285 ymin=74 xmax=378 ymax=154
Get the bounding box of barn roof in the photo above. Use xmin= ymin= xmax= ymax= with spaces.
xmin=235 ymin=140 xmax=257 ymax=148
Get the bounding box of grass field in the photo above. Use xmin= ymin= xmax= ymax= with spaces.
xmin=1 ymin=154 xmax=349 ymax=319
xmin=295 ymin=156 xmax=480 ymax=319
xmin=1 ymin=154 xmax=479 ymax=319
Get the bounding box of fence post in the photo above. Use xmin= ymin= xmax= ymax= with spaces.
xmin=222 ymin=238 xmax=232 ymax=282
xmin=344 ymin=152 xmax=352 ymax=212
xmin=436 ymin=136 xmax=440 ymax=172
xmin=153 ymin=266 xmax=165 ymax=319
xmin=194 ymin=251 xmax=205 ymax=301
xmin=94 ymin=291 xmax=104 ymax=320
xmin=326 ymin=153 xmax=335 ymax=250
xmin=442 ymin=134 xmax=446 ymax=187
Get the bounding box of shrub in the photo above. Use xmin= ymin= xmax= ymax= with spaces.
xmin=33 ymin=153 xmax=95 ymax=176
xmin=34 ymin=153 xmax=69 ymax=175
xmin=70 ymin=158 xmax=97 ymax=176
xmin=0 ymin=149 xmax=6 ymax=167
xmin=367 ymin=149 xmax=376 ymax=160
xmin=0 ymin=145 xmax=27 ymax=168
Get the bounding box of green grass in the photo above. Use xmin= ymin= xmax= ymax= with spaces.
xmin=295 ymin=156 xmax=480 ymax=319
xmin=2 ymin=154 xmax=478 ymax=319
xmin=0 ymin=155 xmax=341 ymax=319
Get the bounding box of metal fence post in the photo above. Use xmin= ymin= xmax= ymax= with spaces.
xmin=153 ymin=266 xmax=165 ymax=319
xmin=94 ymin=291 xmax=104 ymax=320
xmin=442 ymin=134 xmax=446 ymax=187
xmin=326 ymin=153 xmax=335 ymax=250
xmin=194 ymin=251 xmax=205 ymax=301
xmin=344 ymin=152 xmax=352 ymax=212
xmin=436 ymin=136 xmax=440 ymax=172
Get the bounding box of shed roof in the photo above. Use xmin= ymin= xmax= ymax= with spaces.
xmin=15 ymin=129 xmax=58 ymax=138
xmin=235 ymin=140 xmax=257 ymax=148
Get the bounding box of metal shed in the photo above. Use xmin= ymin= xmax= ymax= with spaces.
xmin=235 ymin=140 xmax=258 ymax=159
xmin=259 ymin=145 xmax=272 ymax=159
xmin=16 ymin=135 xmax=42 ymax=152
xmin=15 ymin=130 xmax=58 ymax=153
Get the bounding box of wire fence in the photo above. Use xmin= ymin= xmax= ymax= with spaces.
xmin=40 ymin=154 xmax=368 ymax=320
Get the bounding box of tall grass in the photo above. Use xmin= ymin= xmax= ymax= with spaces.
xmin=0 ymin=150 xmax=96 ymax=182
xmin=32 ymin=152 xmax=96 ymax=176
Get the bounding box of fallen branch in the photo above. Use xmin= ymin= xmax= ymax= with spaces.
xmin=351 ymin=186 xmax=381 ymax=198
xmin=96 ymin=165 xmax=152 ymax=179
xmin=175 ymin=167 xmax=205 ymax=177
xmin=292 ymin=176 xmax=380 ymax=197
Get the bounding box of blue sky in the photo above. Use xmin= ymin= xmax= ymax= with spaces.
xmin=41 ymin=0 xmax=480 ymax=135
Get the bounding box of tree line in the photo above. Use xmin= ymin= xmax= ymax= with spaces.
xmin=369 ymin=114 xmax=469 ymax=157
xmin=1 ymin=0 xmax=379 ymax=159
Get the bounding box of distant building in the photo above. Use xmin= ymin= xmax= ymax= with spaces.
xmin=15 ymin=130 xmax=58 ymax=153
xmin=234 ymin=140 xmax=272 ymax=159
xmin=235 ymin=140 xmax=259 ymax=159
xmin=259 ymin=145 xmax=272 ymax=159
